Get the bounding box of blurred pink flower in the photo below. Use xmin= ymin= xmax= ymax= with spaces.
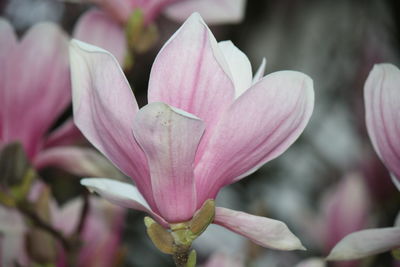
xmin=0 ymin=194 xmax=125 ymax=266
xmin=321 ymin=174 xmax=369 ymax=267
xmin=0 ymin=18 xmax=119 ymax=177
xmin=327 ymin=215 xmax=400 ymax=261
xmin=73 ymin=0 xmax=246 ymax=65
xmin=55 ymin=197 xmax=125 ymax=267
xmin=89 ymin=0 xmax=246 ymax=25
xmin=72 ymin=13 xmax=314 ymax=250
xmin=326 ymin=63 xmax=400 ymax=262
xmin=364 ymin=63 xmax=400 ymax=189
xmin=321 ymin=174 xmax=370 ymax=253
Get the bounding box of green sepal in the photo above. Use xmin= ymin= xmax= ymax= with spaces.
xmin=144 ymin=216 xmax=174 ymax=254
xmin=125 ymin=8 xmax=159 ymax=57
xmin=189 ymin=199 xmax=215 ymax=236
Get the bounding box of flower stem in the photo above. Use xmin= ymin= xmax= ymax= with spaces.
xmin=172 ymin=244 xmax=191 ymax=267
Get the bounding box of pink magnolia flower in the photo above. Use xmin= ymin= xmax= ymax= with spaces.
xmin=73 ymin=0 xmax=246 ymax=65
xmin=326 ymin=63 xmax=400 ymax=262
xmin=364 ymin=63 xmax=400 ymax=189
xmin=327 ymin=214 xmax=400 ymax=261
xmin=55 ymin=197 xmax=125 ymax=267
xmin=89 ymin=0 xmax=246 ymax=25
xmin=0 ymin=18 xmax=119 ymax=177
xmin=72 ymin=13 xmax=314 ymax=250
xmin=320 ymin=174 xmax=369 ymax=267
xmin=0 ymin=195 xmax=125 ymax=267
xmin=321 ymin=174 xmax=370 ymax=253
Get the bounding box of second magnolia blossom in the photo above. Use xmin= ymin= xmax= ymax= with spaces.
xmin=74 ymin=0 xmax=247 ymax=65
xmin=327 ymin=63 xmax=400 ymax=262
xmin=72 ymin=13 xmax=314 ymax=250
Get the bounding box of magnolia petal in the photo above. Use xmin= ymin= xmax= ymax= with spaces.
xmin=218 ymin=40 xmax=252 ymax=98
xmin=252 ymin=58 xmax=266 ymax=84
xmin=34 ymin=147 xmax=125 ymax=178
xmin=148 ymin=13 xmax=235 ymax=136
xmin=80 ymin=178 xmax=167 ymax=227
xmin=0 ymin=19 xmax=17 ymax=140
xmin=69 ymin=40 xmax=155 ymax=208
xmin=164 ymin=0 xmax=246 ymax=25
xmin=327 ymin=227 xmax=400 ymax=260
xmin=133 ymin=102 xmax=205 ymax=222
xmin=44 ymin=119 xmax=83 ymax=149
xmin=73 ymin=9 xmax=127 ymax=65
xmin=195 ymin=71 xmax=314 ymax=202
xmin=3 ymin=23 xmax=70 ymax=158
xmin=214 ymin=207 xmax=305 ymax=251
xmin=365 ymin=64 xmax=400 ymax=187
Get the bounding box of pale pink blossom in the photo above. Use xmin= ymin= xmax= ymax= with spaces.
xmin=320 ymin=174 xmax=370 ymax=267
xmin=364 ymin=63 xmax=400 ymax=189
xmin=321 ymin=174 xmax=370 ymax=252
xmin=73 ymin=0 xmax=246 ymax=64
xmin=0 ymin=194 xmax=125 ymax=267
xmin=0 ymin=18 xmax=117 ymax=177
xmin=327 ymin=221 xmax=400 ymax=261
xmin=89 ymin=0 xmax=246 ymax=25
xmin=326 ymin=63 xmax=400 ymax=261
xmin=55 ymin=197 xmax=125 ymax=267
xmin=72 ymin=13 xmax=314 ymax=250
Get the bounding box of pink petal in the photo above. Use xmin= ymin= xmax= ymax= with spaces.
xmin=133 ymin=102 xmax=205 ymax=222
xmin=364 ymin=63 xmax=400 ymax=186
xmin=218 ymin=40 xmax=252 ymax=98
xmin=0 ymin=19 xmax=17 ymax=141
xmin=3 ymin=22 xmax=70 ymax=158
xmin=34 ymin=147 xmax=125 ymax=178
xmin=148 ymin=13 xmax=235 ymax=138
xmin=44 ymin=119 xmax=83 ymax=149
xmin=73 ymin=9 xmax=127 ymax=65
xmin=81 ymin=178 xmax=168 ymax=227
xmin=327 ymin=227 xmax=400 ymax=260
xmin=52 ymin=197 xmax=125 ymax=266
xmin=214 ymin=207 xmax=305 ymax=250
xmin=164 ymin=0 xmax=247 ymax=25
xmin=69 ymin=40 xmax=156 ymax=209
xmin=195 ymin=71 xmax=314 ymax=202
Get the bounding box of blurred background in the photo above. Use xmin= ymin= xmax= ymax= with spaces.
xmin=1 ymin=0 xmax=399 ymax=266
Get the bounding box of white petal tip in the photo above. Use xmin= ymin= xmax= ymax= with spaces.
xmin=70 ymin=39 xmax=109 ymax=54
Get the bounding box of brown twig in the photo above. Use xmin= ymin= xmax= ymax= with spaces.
xmin=75 ymin=190 xmax=90 ymax=235
xmin=17 ymin=203 xmax=71 ymax=251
